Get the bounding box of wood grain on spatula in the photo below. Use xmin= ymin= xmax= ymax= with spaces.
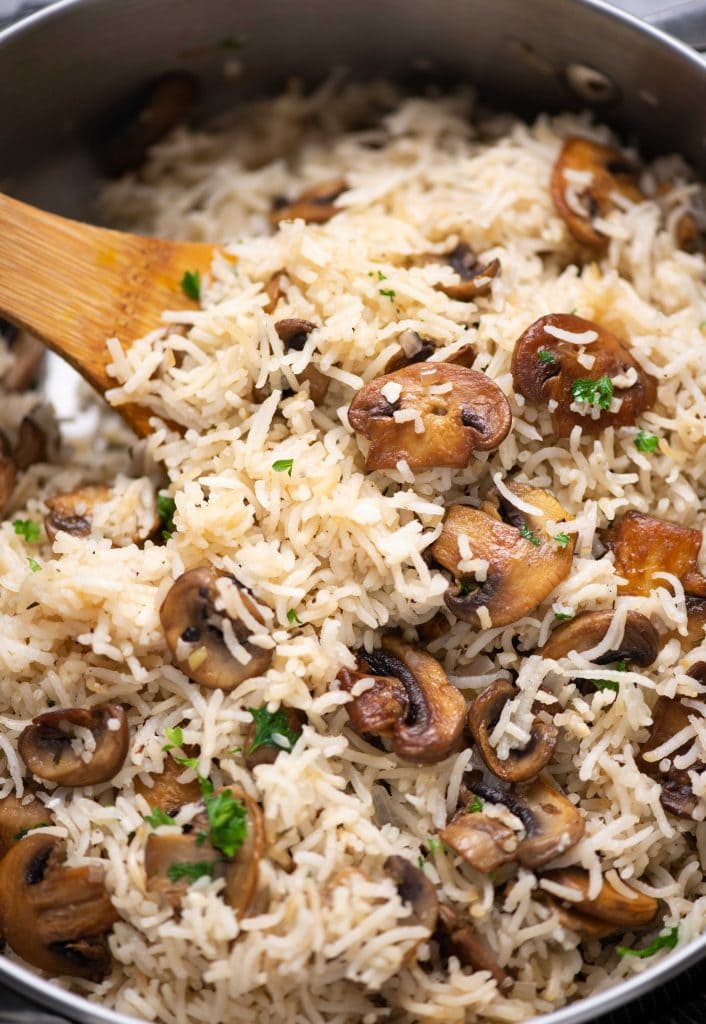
xmin=0 ymin=192 xmax=216 ymax=436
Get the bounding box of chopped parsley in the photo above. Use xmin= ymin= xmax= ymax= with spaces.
xmin=616 ymin=659 xmax=628 ymax=672
xmin=144 ymin=807 xmax=175 ymax=829
xmin=594 ymin=679 xmax=620 ymax=693
xmin=174 ymin=754 xmax=200 ymax=771
xmin=555 ymin=611 xmax=574 ymax=621
xmin=519 ymin=521 xmax=542 ymax=546
xmin=427 ymin=837 xmax=447 ymax=854
xmin=202 ymin=787 xmax=248 ymax=857
xmin=457 ymin=579 xmax=476 ymax=594
xmin=248 ymin=705 xmax=302 ymax=755
xmin=287 ymin=608 xmax=302 ymax=625
xmin=467 ymin=796 xmax=483 ymax=814
xmin=272 ymin=458 xmax=294 ymax=476
xmin=166 ymin=861 xmax=214 ymax=883
xmin=571 ymin=375 xmax=614 ymax=411
xmin=13 ymin=519 xmax=40 ymax=543
xmin=163 ymin=726 xmax=184 ymax=752
xmin=14 ymin=822 xmax=50 ymax=842
xmin=634 ymin=429 xmax=659 ymax=453
xmin=700 ymin=321 xmax=706 ymax=331
xmin=379 ymin=287 xmax=396 ymax=300
xmin=417 ymin=854 xmax=426 ymax=870
xmin=180 ymin=270 xmax=201 ymax=301
xmin=157 ymin=495 xmax=176 ymax=541
xmin=538 ymin=349 xmax=556 ymax=365
xmin=229 ymin=745 xmax=242 ymax=755
xmin=617 ymin=926 xmax=678 ymax=959
xmin=554 ymin=532 xmax=571 ymax=548
xmin=27 ymin=558 xmax=41 ymax=572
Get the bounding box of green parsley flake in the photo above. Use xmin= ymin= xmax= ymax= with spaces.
xmin=174 ymin=755 xmax=200 ymax=771
xmin=13 ymin=519 xmax=40 ymax=542
xmin=272 ymin=458 xmax=294 ymax=476
xmin=617 ymin=926 xmax=678 ymax=959
xmin=538 ymin=349 xmax=556 ymax=365
xmin=428 ymin=837 xmax=447 ymax=854
xmin=27 ymin=558 xmax=41 ymax=573
xmin=634 ymin=429 xmax=659 ymax=453
xmin=616 ymin=659 xmax=628 ymax=672
xmin=379 ymin=288 xmax=396 ymax=299
xmin=203 ymin=788 xmax=248 ymax=857
xmin=377 ymin=270 xmax=387 ymax=281
xmin=144 ymin=807 xmax=175 ymax=829
xmin=180 ymin=270 xmax=201 ymax=301
xmin=571 ymin=375 xmax=614 ymax=411
xmin=162 ymin=726 xmax=184 ymax=752
xmin=519 ymin=522 xmax=541 ymax=546
xmin=554 ymin=532 xmax=570 ymax=548
xmin=248 ymin=705 xmax=302 ymax=755
xmin=14 ymin=822 xmax=50 ymax=842
xmin=467 ymin=796 xmax=483 ymax=814
xmin=457 ymin=579 xmax=476 ymax=594
xmin=157 ymin=495 xmax=176 ymax=541
xmin=417 ymin=854 xmax=426 ymax=870
xmin=594 ymin=679 xmax=620 ymax=693
xmin=287 ymin=608 xmax=302 ymax=625
xmin=166 ymin=861 xmax=214 ymax=883
xmin=555 ymin=611 xmax=574 ymax=621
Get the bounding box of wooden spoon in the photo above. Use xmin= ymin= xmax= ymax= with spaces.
xmin=0 ymin=193 xmax=216 ymax=436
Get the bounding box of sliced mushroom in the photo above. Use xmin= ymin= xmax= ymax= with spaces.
xmin=0 ymin=834 xmax=117 ymax=979
xmin=14 ymin=415 xmax=47 ymax=471
xmin=440 ymin=811 xmax=518 ymax=873
xmin=0 ymin=788 xmax=52 ymax=858
xmin=467 ymin=680 xmax=558 ymax=782
xmin=637 ymin=694 xmax=701 ymax=818
xmin=338 ymin=637 xmax=466 ymax=763
xmin=417 ymin=610 xmax=452 ymax=644
xmin=160 ymin=566 xmax=273 ymax=690
xmin=541 ymin=867 xmax=658 ymax=927
xmin=270 ymin=178 xmax=347 ymax=225
xmin=384 ymin=855 xmax=438 ymax=935
xmin=0 ymin=432 xmax=16 ymax=515
xmin=18 ymin=705 xmax=129 ymax=787
xmin=684 ymin=596 xmax=706 ymax=647
xmin=102 ymin=70 xmax=199 ymax=177
xmin=348 ymin=362 xmax=511 ymax=472
xmin=385 ymin=332 xmax=437 ymax=374
xmin=435 ymin=244 xmax=501 ymax=302
xmin=512 ymin=314 xmax=657 ymax=438
xmin=44 ymin=485 xmax=112 ymax=541
xmin=274 ymin=318 xmax=329 ymax=404
xmin=145 ymin=785 xmax=264 ymax=916
xmin=431 ymin=482 xmax=575 ymax=628
xmin=0 ymin=325 xmax=44 ymax=392
xmin=551 ymin=137 xmax=643 ymax=248
xmin=541 ymin=894 xmax=619 ymax=941
xmin=134 ymin=754 xmax=202 ymax=813
xmin=436 ymin=903 xmax=509 ymax=988
xmin=263 ymin=271 xmax=288 ymax=314
xmin=244 ymin=706 xmax=306 ymax=769
xmin=602 ymin=511 xmax=706 ymax=598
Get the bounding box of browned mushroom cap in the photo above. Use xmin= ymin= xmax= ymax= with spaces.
xmin=551 ymin=137 xmax=643 ymax=248
xmin=244 ymin=706 xmax=306 ymax=769
xmin=539 ymin=610 xmax=659 ymax=680
xmin=541 ymin=894 xmax=619 ymax=941
xmin=270 ymin=178 xmax=348 ymax=225
xmin=435 ymin=244 xmax=501 ymax=302
xmin=384 ymin=855 xmax=438 ymax=934
xmin=0 ymin=788 xmax=52 ymax=858
xmin=467 ymin=680 xmax=558 ymax=782
xmin=274 ymin=318 xmax=329 ymax=404
xmin=44 ymin=485 xmax=112 ymax=542
xmin=417 ymin=610 xmax=452 ymax=644
xmin=431 ymin=483 xmax=575 ymax=628
xmin=384 ymin=333 xmax=437 ymax=374
xmin=263 ymin=271 xmax=288 ymax=314
xmin=146 ymin=786 xmax=264 ymax=917
xmin=0 ymin=834 xmax=117 ymax=979
xmin=14 ymin=415 xmax=47 ymax=471
xmin=541 ymin=867 xmax=658 ymax=926
xmin=134 ymin=754 xmax=202 ymax=813
xmin=602 ymin=511 xmax=706 ymax=598
xmin=18 ymin=705 xmax=129 ymax=787
xmin=440 ymin=811 xmax=518 ymax=873
xmin=682 ymin=596 xmax=706 ymax=648
xmin=348 ymin=362 xmax=511 ymax=472
xmin=102 ymin=71 xmax=199 ymax=177
xmin=637 ymin=695 xmax=700 ymax=818
xmin=0 ymin=322 xmax=44 ymax=392
xmin=436 ymin=903 xmax=509 ymax=988
xmin=160 ymin=566 xmax=273 ymax=690
xmin=338 ymin=636 xmax=466 ymax=763
xmin=511 ymin=314 xmax=657 ymax=438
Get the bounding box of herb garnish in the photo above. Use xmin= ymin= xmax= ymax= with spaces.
xmin=617 ymin=926 xmax=678 ymax=959
xmin=571 ymin=375 xmax=614 ymax=411
xmin=379 ymin=288 xmax=396 ymax=300
xmin=519 ymin=522 xmax=542 ymax=546
xmin=616 ymin=659 xmax=628 ymax=672
xmin=428 ymin=837 xmax=447 ymax=854
xmin=157 ymin=495 xmax=176 ymax=541
xmin=634 ymin=429 xmax=659 ymax=453
xmin=202 ymin=787 xmax=248 ymax=857
xmin=554 ymin=532 xmax=570 ymax=547
xmin=144 ymin=807 xmax=175 ymax=829
xmin=287 ymin=608 xmax=302 ymax=625
xmin=13 ymin=519 xmax=40 ymax=542
xmin=555 ymin=611 xmax=574 ymax=621
xmin=273 ymin=458 xmax=294 ymax=476
xmin=180 ymin=270 xmax=201 ymax=301
xmin=594 ymin=679 xmax=620 ymax=693
xmin=467 ymin=796 xmax=483 ymax=814
xmin=458 ymin=579 xmax=475 ymax=594
xmin=167 ymin=861 xmax=214 ymax=883
xmin=248 ymin=705 xmax=302 ymax=755
xmin=14 ymin=822 xmax=50 ymax=842
xmin=538 ymin=349 xmax=556 ymax=365
xmin=163 ymin=726 xmax=184 ymax=752
xmin=27 ymin=558 xmax=41 ymax=572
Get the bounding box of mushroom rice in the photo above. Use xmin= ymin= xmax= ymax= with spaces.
xmin=2 ymin=78 xmax=706 ymax=1022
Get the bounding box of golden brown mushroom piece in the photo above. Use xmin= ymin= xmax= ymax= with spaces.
xmin=551 ymin=137 xmax=643 ymax=248
xmin=384 ymin=333 xmax=437 ymax=374
xmin=263 ymin=271 xmax=288 ymax=314
xmin=467 ymin=680 xmax=558 ymax=783
xmin=511 ymin=314 xmax=657 ymax=438
xmin=160 ymin=566 xmax=273 ymax=690
xmin=384 ymin=855 xmax=438 ymax=935
xmin=145 ymin=786 xmax=264 ymax=916
xmin=44 ymin=485 xmax=112 ymax=541
xmin=431 ymin=482 xmax=575 ymax=628
xmin=435 ymin=243 xmax=501 ymax=302
xmin=338 ymin=637 xmax=466 ymax=764
xmin=134 ymin=754 xmax=202 ymax=813
xmin=0 ymin=431 xmax=16 ymax=515
xmin=0 ymin=788 xmax=52 ymax=858
xmin=0 ymin=321 xmax=44 ymax=392
xmin=440 ymin=811 xmax=518 ymax=874
xmin=637 ymin=686 xmax=704 ymax=819
xmin=13 ymin=414 xmax=47 ymax=471
xmin=436 ymin=903 xmax=510 ymax=989
xmin=602 ymin=511 xmax=706 ymax=599
xmin=18 ymin=705 xmax=129 ymax=787
xmin=348 ymin=362 xmax=511 ymax=472
xmin=540 ymin=894 xmax=619 ymax=941
xmin=274 ymin=318 xmax=330 ymax=404
xmin=270 ymin=178 xmax=348 ymax=225
xmin=0 ymin=834 xmax=117 ymax=980
xmin=541 ymin=867 xmax=658 ymax=927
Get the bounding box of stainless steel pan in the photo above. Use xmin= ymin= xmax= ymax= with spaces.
xmin=1 ymin=0 xmax=706 ymax=1021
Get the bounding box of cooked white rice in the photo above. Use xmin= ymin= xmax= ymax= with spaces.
xmin=2 ymin=78 xmax=706 ymax=1023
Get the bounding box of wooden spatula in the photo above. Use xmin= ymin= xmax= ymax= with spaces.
xmin=0 ymin=192 xmax=216 ymax=436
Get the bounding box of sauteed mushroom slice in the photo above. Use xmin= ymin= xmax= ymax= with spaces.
xmin=134 ymin=754 xmax=202 ymax=812
xmin=637 ymin=695 xmax=700 ymax=818
xmin=436 ymin=903 xmax=509 ymax=989
xmin=431 ymin=482 xmax=574 ymax=628
xmin=384 ymin=333 xmax=437 ymax=374
xmin=384 ymin=855 xmax=438 ymax=934
xmin=274 ymin=318 xmax=329 ymax=404
xmin=348 ymin=362 xmax=511 ymax=471
xmin=18 ymin=705 xmax=129 ymax=787
xmin=44 ymin=485 xmax=112 ymax=542
xmin=0 ymin=789 xmax=52 ymax=857
xmin=551 ymin=137 xmax=643 ymax=248
xmin=436 ymin=243 xmax=501 ymax=301
xmin=0 ymin=322 xmax=44 ymax=392
xmin=684 ymin=596 xmax=706 ymax=647
xmin=0 ymin=434 xmax=17 ymax=515
xmin=542 ymin=894 xmax=619 ymax=941
xmin=541 ymin=867 xmax=658 ymax=927
xmin=511 ymin=314 xmax=657 ymax=438
xmin=602 ymin=511 xmax=706 ymax=598
xmin=145 ymin=830 xmax=219 ymax=908
xmin=14 ymin=415 xmax=47 ymax=471
xmin=440 ymin=811 xmax=518 ymax=873
xmin=539 ymin=610 xmax=659 ymax=685
xmin=467 ymin=680 xmax=558 ymax=782
xmin=264 ymin=271 xmax=288 ymax=314
xmin=338 ymin=637 xmax=466 ymax=763
xmin=0 ymin=834 xmax=117 ymax=980
xmin=270 ymin=178 xmax=348 ymax=225
xmin=102 ymin=70 xmax=199 ymax=177
xmin=160 ymin=566 xmax=273 ymax=690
